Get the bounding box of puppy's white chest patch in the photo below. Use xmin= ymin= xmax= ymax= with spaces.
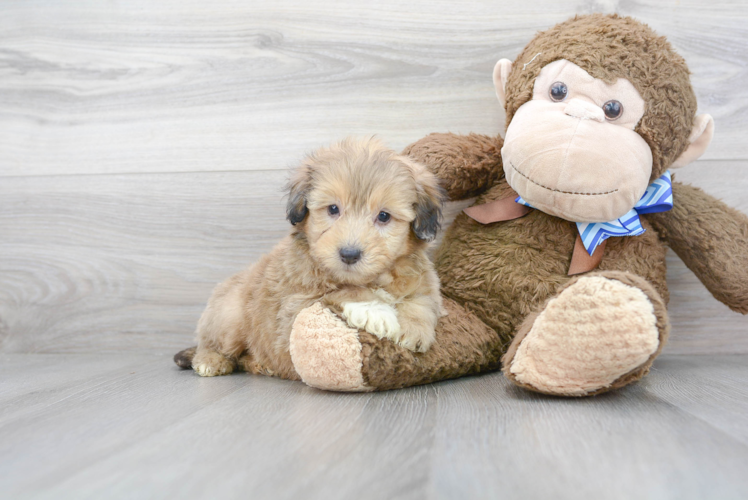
xmin=342 ymin=301 xmax=401 ymax=339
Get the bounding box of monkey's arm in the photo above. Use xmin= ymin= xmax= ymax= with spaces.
xmin=648 ymin=181 xmax=748 ymax=314
xmin=403 ymin=133 xmax=504 ymax=200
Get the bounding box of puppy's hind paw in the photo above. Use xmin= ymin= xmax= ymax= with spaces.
xmin=342 ymin=301 xmax=401 ymax=340
xmin=191 ymin=350 xmax=235 ymax=377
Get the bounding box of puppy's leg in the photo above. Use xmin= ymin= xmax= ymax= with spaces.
xmin=394 ymin=295 xmax=439 ymax=353
xmin=343 ymin=301 xmax=401 ymax=340
xmin=191 ymin=278 xmax=247 ymax=377
xmin=192 ymin=347 xmax=236 ymax=377
xmin=323 ymin=288 xmax=401 ymax=340
xmin=385 ymin=262 xmax=443 ymax=353
xmin=235 ymin=351 xmax=282 ymax=377
xmin=321 ymin=287 xmax=379 ymax=315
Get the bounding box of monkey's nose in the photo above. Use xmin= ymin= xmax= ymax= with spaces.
xmin=564 ymin=98 xmax=605 ymax=122
xmin=339 ymin=247 xmax=362 ymax=265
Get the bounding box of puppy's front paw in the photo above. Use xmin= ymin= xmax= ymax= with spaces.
xmin=397 ymin=323 xmax=436 ymax=353
xmin=342 ymin=301 xmax=401 ymax=339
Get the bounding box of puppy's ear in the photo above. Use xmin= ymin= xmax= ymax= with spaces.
xmin=402 ymin=157 xmax=445 ymax=241
xmin=286 ymin=164 xmax=313 ymax=226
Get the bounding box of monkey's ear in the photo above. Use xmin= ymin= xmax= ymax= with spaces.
xmin=285 ymin=166 xmax=312 ymax=225
xmin=493 ymin=59 xmax=513 ymax=108
xmin=406 ymin=159 xmax=445 ymax=242
xmin=671 ymin=114 xmax=715 ymax=169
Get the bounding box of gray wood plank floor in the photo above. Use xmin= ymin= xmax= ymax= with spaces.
xmin=2 ymin=2 xmax=748 ymax=499
xmin=1 ymin=353 xmax=747 ymax=500
xmin=2 ymin=163 xmax=746 ymax=355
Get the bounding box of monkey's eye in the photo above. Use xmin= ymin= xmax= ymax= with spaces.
xmin=603 ymin=100 xmax=623 ymax=120
xmin=549 ymin=82 xmax=568 ymax=102
xmin=328 ymin=204 xmax=340 ymax=216
xmin=377 ymin=211 xmax=391 ymax=224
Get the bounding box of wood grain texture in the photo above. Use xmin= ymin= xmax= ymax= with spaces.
xmin=0 ymin=0 xmax=746 ymax=178
xmin=1 ymin=161 xmax=747 ymax=354
xmin=1 ymin=1 xmax=747 ymax=354
xmin=0 ymin=353 xmax=746 ymax=499
xmin=0 ymin=170 xmax=289 ymax=353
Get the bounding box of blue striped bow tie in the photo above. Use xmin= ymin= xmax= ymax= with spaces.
xmin=516 ymin=171 xmax=673 ymax=255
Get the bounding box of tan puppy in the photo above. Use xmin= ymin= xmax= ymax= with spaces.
xmin=190 ymin=138 xmax=445 ymax=378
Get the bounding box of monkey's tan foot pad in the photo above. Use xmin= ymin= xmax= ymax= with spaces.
xmin=503 ymin=275 xmax=660 ymax=396
xmin=290 ymin=302 xmax=373 ymax=392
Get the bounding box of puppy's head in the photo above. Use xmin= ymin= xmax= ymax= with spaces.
xmin=286 ymin=137 xmax=444 ymax=285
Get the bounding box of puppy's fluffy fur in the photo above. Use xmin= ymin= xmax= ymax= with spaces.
xmin=191 ymin=138 xmax=445 ymax=378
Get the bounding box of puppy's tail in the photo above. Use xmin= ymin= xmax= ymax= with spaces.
xmin=173 ymin=346 xmax=197 ymax=369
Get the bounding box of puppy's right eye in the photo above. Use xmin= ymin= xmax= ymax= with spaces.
xmin=377 ymin=211 xmax=391 ymax=224
xmin=328 ymin=205 xmax=339 ymax=216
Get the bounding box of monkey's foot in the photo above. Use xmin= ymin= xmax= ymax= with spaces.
xmin=289 ymin=302 xmax=373 ymax=392
xmin=290 ymin=299 xmax=505 ymax=392
xmin=502 ymin=272 xmax=669 ymax=396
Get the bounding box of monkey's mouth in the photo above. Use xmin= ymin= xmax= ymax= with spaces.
xmin=508 ymin=162 xmax=618 ymax=196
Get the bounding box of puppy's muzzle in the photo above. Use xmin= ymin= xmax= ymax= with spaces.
xmin=339 ymin=247 xmax=362 ymax=265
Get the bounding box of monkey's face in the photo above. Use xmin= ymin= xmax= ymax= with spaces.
xmin=502 ymin=60 xmax=652 ymax=223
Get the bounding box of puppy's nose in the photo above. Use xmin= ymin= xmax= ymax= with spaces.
xmin=339 ymin=247 xmax=362 ymax=265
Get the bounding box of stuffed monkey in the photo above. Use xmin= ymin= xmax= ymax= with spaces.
xmin=177 ymin=14 xmax=748 ymax=396
xmin=281 ymin=13 xmax=748 ymax=396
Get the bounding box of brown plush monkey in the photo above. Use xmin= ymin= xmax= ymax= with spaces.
xmin=282 ymin=13 xmax=748 ymax=396
xmin=175 ymin=14 xmax=748 ymax=396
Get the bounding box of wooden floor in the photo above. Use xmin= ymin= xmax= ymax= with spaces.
xmin=2 ymin=1 xmax=748 ymax=498
xmin=1 ymin=353 xmax=747 ymax=499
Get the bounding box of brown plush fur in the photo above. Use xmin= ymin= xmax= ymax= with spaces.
xmin=649 ymin=182 xmax=748 ymax=314
xmin=181 ymin=15 xmax=748 ymax=397
xmin=294 ymin=14 xmax=747 ymax=395
xmin=341 ymin=132 xmax=681 ymax=395
xmin=402 ymin=133 xmax=504 ymax=200
xmin=185 ymin=138 xmax=445 ymax=378
xmin=505 ymin=14 xmax=697 ymax=182
xmin=435 ymin=172 xmax=670 ymax=344
xmin=359 ymin=298 xmax=507 ymax=391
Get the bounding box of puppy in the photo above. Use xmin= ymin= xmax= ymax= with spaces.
xmin=189 ymin=137 xmax=445 ymax=378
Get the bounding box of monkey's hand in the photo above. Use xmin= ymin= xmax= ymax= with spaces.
xmin=649 ymin=181 xmax=748 ymax=314
xmin=402 ymin=133 xmax=504 ymax=201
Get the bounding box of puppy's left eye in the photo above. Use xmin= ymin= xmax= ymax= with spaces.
xmin=377 ymin=211 xmax=391 ymax=224
xmin=328 ymin=205 xmax=340 ymax=216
